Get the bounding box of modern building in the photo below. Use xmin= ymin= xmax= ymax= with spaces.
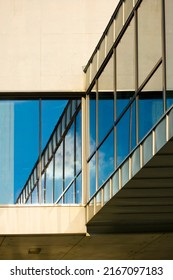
xmin=0 ymin=0 xmax=173 ymax=259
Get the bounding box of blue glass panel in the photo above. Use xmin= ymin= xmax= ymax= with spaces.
xmin=31 ymin=185 xmax=38 ymax=204
xmin=76 ymin=174 xmax=82 ymax=204
xmin=41 ymin=173 xmax=45 ymax=203
xmin=131 ymin=100 xmax=136 ymax=150
xmin=54 ymin=143 xmax=63 ymax=202
xmin=76 ymin=111 xmax=82 ymax=174
xmin=42 ymin=100 xmax=67 ymax=151
xmin=65 ymin=124 xmax=74 ymax=188
xmin=0 ymin=100 xmax=40 ymax=203
xmin=167 ymin=91 xmax=173 ymax=110
xmin=45 ymin=160 xmax=53 ymax=203
xmin=89 ymin=93 xmax=96 ymax=155
xmin=89 ymin=155 xmax=96 ymax=199
xmin=98 ymin=131 xmax=114 ymax=187
xmin=98 ymin=93 xmax=114 ymax=143
xmin=116 ymin=108 xmax=130 ymax=166
xmin=139 ymin=93 xmax=163 ymax=141
xmin=116 ymin=92 xmax=134 ymax=119
xmin=64 ymin=183 xmax=74 ymax=204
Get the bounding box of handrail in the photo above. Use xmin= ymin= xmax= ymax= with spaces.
xmin=86 ymin=104 xmax=173 ymax=206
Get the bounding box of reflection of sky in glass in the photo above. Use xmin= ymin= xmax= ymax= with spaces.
xmin=98 ymin=95 xmax=114 ymax=143
xmin=13 ymin=100 xmax=67 ymax=201
xmin=117 ymin=104 xmax=130 ymax=166
xmin=46 ymin=160 xmax=53 ymax=203
xmin=89 ymin=96 xmax=96 ymax=155
xmin=167 ymin=91 xmax=173 ymax=110
xmin=76 ymin=174 xmax=82 ymax=204
xmin=88 ymin=92 xmax=165 ymax=199
xmin=139 ymin=97 xmax=163 ymax=141
xmin=89 ymin=155 xmax=96 ymax=198
xmin=41 ymin=110 xmax=82 ymax=203
xmin=14 ymin=101 xmax=39 ymax=201
xmin=98 ymin=131 xmax=114 ymax=187
xmin=76 ymin=111 xmax=82 ymax=174
xmin=54 ymin=143 xmax=63 ymax=202
xmin=65 ymin=124 xmax=74 ymax=188
xmin=42 ymin=100 xmax=67 ymax=151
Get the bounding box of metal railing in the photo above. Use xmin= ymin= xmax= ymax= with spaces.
xmin=86 ymin=104 xmax=173 ymax=223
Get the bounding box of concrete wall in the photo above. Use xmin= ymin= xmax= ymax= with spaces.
xmin=0 ymin=0 xmax=118 ymax=92
xmin=0 ymin=205 xmax=86 ymax=234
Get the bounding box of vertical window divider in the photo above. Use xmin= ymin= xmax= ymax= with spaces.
xmin=53 ymin=155 xmax=55 ymax=203
xmin=161 ymin=0 xmax=167 ymax=112
xmin=113 ymin=48 xmax=117 ymax=170
xmin=96 ymin=80 xmax=99 ymax=191
xmin=38 ymin=99 xmax=42 ymax=204
xmin=134 ymin=8 xmax=139 ymax=145
xmin=74 ymin=117 xmax=77 ymax=203
xmin=62 ymin=140 xmax=65 ymax=204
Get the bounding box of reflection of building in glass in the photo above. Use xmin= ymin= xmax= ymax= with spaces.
xmin=15 ymin=0 xmax=173 ymax=211
xmin=0 ymin=103 xmax=14 ymax=204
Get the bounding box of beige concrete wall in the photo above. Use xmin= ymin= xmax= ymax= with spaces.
xmin=0 ymin=0 xmax=118 ymax=92
xmin=0 ymin=205 xmax=86 ymax=234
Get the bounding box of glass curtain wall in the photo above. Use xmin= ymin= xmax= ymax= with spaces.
xmin=87 ymin=0 xmax=164 ymax=202
xmin=0 ymin=100 xmax=39 ymax=204
xmin=16 ymin=100 xmax=82 ymax=204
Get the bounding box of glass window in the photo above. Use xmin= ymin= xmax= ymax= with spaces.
xmin=88 ymin=155 xmax=96 ymax=199
xmin=116 ymin=18 xmax=135 ymax=117
xmin=65 ymin=124 xmax=74 ymax=188
xmin=130 ymin=100 xmax=136 ymax=150
xmin=98 ymin=55 xmax=114 ymax=143
xmin=45 ymin=160 xmax=53 ymax=203
xmin=64 ymin=183 xmax=75 ymax=204
xmin=98 ymin=131 xmax=114 ymax=187
xmin=116 ymin=107 xmax=130 ymax=166
xmin=0 ymin=100 xmax=39 ymax=204
xmin=41 ymin=173 xmax=46 ymax=203
xmin=138 ymin=0 xmax=162 ymax=85
xmin=167 ymin=91 xmax=173 ymax=110
xmin=76 ymin=174 xmax=82 ymax=204
xmin=42 ymin=100 xmax=67 ymax=151
xmin=76 ymin=111 xmax=82 ymax=174
xmin=31 ymin=185 xmax=38 ymax=204
xmin=139 ymin=66 xmax=163 ymax=141
xmin=89 ymin=90 xmax=96 ymax=156
xmin=98 ymin=93 xmax=114 ymax=143
xmin=54 ymin=143 xmax=63 ymax=202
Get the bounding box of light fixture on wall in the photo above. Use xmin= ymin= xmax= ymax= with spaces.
xmin=28 ymin=248 xmax=41 ymax=254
